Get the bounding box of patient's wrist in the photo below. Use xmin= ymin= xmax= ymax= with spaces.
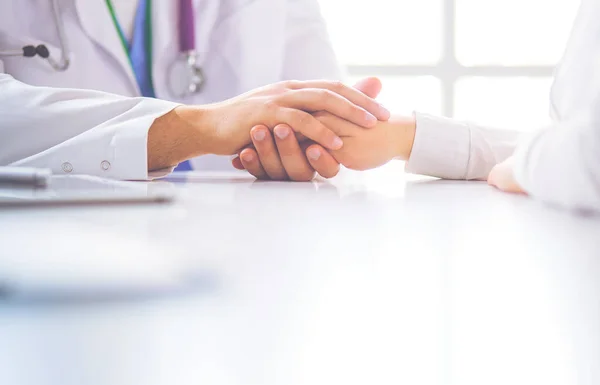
xmin=388 ymin=115 xmax=416 ymax=160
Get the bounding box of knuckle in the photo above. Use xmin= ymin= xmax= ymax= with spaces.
xmin=342 ymin=100 xmax=357 ymax=115
xmin=277 ymin=80 xmax=293 ymax=90
xmin=263 ymin=99 xmax=279 ymax=113
xmin=313 ymin=112 xmax=335 ymax=127
xmin=284 ymin=80 xmax=300 ymax=89
xmin=316 ymin=89 xmax=332 ymax=103
xmin=329 ymin=80 xmax=344 ymax=92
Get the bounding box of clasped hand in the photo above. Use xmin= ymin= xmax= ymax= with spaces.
xmin=231 ymin=78 xmax=416 ymax=180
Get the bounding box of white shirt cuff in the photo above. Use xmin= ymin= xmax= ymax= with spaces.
xmin=110 ymin=98 xmax=181 ymax=180
xmin=405 ymin=112 xmax=471 ymax=179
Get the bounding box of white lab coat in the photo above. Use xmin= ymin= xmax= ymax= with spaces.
xmin=405 ymin=0 xmax=600 ymax=211
xmin=0 ymin=0 xmax=341 ymax=179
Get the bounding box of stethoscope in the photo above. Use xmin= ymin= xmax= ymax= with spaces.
xmin=0 ymin=0 xmax=69 ymax=71
xmin=0 ymin=0 xmax=204 ymax=97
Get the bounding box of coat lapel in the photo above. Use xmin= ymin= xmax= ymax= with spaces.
xmin=74 ymin=0 xmax=140 ymax=95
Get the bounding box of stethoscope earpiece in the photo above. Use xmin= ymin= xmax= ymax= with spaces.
xmin=21 ymin=45 xmax=50 ymax=59
xmin=36 ymin=45 xmax=50 ymax=59
xmin=22 ymin=45 xmax=37 ymax=58
xmin=0 ymin=0 xmax=69 ymax=71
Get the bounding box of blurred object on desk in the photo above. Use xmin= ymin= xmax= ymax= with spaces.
xmin=0 ymin=175 xmax=175 ymax=207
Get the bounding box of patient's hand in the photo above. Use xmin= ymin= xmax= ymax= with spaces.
xmin=312 ymin=112 xmax=417 ymax=171
xmin=488 ymin=156 xmax=526 ymax=194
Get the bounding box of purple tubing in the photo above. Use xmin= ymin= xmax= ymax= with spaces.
xmin=179 ymin=0 xmax=196 ymax=52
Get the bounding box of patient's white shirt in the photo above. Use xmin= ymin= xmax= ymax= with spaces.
xmin=406 ymin=0 xmax=600 ymax=211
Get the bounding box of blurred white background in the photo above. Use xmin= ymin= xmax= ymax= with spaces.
xmin=319 ymin=0 xmax=580 ymax=131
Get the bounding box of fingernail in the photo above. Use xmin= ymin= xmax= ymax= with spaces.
xmin=379 ymin=104 xmax=391 ymax=118
xmin=252 ymin=129 xmax=265 ymax=141
xmin=331 ymin=137 xmax=343 ymax=149
xmin=365 ymin=112 xmax=377 ymax=125
xmin=241 ymin=152 xmax=254 ymax=162
xmin=307 ymin=148 xmax=321 ymax=160
xmin=274 ymin=125 xmax=289 ymax=140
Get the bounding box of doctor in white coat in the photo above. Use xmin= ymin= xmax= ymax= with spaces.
xmin=0 ymin=0 xmax=389 ymax=180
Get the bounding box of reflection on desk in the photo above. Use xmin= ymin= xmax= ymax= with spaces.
xmin=0 ymin=165 xmax=599 ymax=385
xmin=0 ymin=175 xmax=175 ymax=206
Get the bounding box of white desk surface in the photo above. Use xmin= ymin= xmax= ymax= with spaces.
xmin=1 ymin=165 xmax=599 ymax=385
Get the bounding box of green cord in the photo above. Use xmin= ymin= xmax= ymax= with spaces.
xmin=104 ymin=0 xmax=134 ymax=69
xmin=145 ymin=0 xmax=155 ymax=92
xmin=103 ymin=0 xmax=155 ymax=96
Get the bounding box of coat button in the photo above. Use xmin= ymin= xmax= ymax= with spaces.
xmin=61 ymin=162 xmax=73 ymax=173
xmin=101 ymin=160 xmax=111 ymax=171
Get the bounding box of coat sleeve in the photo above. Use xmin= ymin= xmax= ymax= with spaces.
xmin=512 ymin=107 xmax=600 ymax=212
xmin=0 ymin=74 xmax=179 ymax=180
xmin=281 ymin=0 xmax=343 ymax=81
xmin=405 ymin=112 xmax=522 ymax=181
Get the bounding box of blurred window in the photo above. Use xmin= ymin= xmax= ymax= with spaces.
xmin=319 ymin=0 xmax=579 ymax=130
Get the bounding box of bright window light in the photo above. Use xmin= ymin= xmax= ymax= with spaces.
xmin=456 ymin=0 xmax=579 ymax=66
xmin=320 ymin=0 xmax=580 ymax=128
xmin=319 ymin=0 xmax=442 ymax=65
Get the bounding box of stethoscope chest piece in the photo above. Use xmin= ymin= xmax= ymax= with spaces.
xmin=168 ymin=51 xmax=205 ymax=98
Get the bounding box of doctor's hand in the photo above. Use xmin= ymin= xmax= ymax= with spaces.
xmin=231 ymin=77 xmax=386 ymax=181
xmin=147 ymin=80 xmax=389 ymax=170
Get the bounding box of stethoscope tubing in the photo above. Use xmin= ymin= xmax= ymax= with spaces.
xmin=0 ymin=0 xmax=70 ymax=70
xmin=48 ymin=0 xmax=70 ymax=71
xmin=0 ymin=0 xmax=204 ymax=96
